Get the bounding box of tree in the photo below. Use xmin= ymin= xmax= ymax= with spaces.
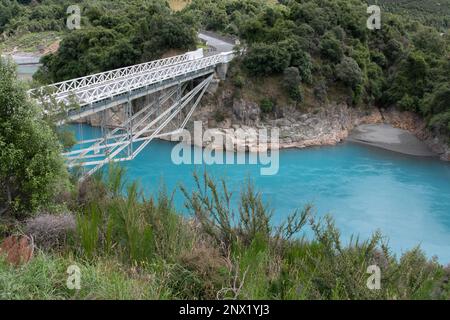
xmin=0 ymin=59 xmax=69 ymax=215
xmin=319 ymin=34 xmax=344 ymax=63
xmin=335 ymin=56 xmax=363 ymax=89
xmin=423 ymin=84 xmax=450 ymax=133
xmin=413 ymin=28 xmax=446 ymax=56
xmin=283 ymin=67 xmax=303 ymax=102
xmin=243 ymin=43 xmax=290 ymax=76
xmin=0 ymin=0 xmax=20 ymax=32
xmin=35 ymin=2 xmax=197 ymax=83
xmin=279 ymin=38 xmax=313 ymax=83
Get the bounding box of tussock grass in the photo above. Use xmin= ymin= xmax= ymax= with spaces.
xmin=1 ymin=165 xmax=449 ymax=300
xmin=0 ymin=252 xmax=164 ymax=299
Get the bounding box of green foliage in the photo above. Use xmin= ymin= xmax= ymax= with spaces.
xmin=279 ymin=39 xmax=313 ymax=83
xmin=0 ymin=252 xmax=164 ymax=299
xmin=0 ymin=59 xmax=69 ymax=215
xmin=77 ymin=204 xmax=102 ymax=260
xmin=108 ymin=182 xmax=155 ymax=264
xmin=413 ymin=27 xmax=447 ymax=56
xmin=1 ymin=168 xmax=450 ymax=300
xmin=283 ymin=67 xmax=304 ymax=103
xmin=74 ymin=164 xmax=192 ymax=266
xmin=320 ymin=33 xmax=344 ymax=63
xmin=259 ymin=98 xmax=274 ymax=114
xmin=243 ymin=42 xmax=290 ymax=76
xmin=26 ymin=0 xmax=197 ymax=83
xmin=373 ymin=0 xmax=450 ymax=31
xmin=0 ymin=0 xmax=21 ymax=33
xmin=232 ymin=74 xmax=245 ymax=88
xmin=335 ymin=56 xmax=363 ymax=89
xmin=423 ymin=84 xmax=450 ymax=134
xmin=182 ymin=0 xmax=449 ymax=137
xmin=181 ymin=171 xmax=310 ymax=250
xmin=56 ymin=127 xmax=77 ymax=151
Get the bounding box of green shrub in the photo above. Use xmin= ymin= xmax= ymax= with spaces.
xmin=74 ymin=165 xmax=192 ymax=266
xmin=283 ymin=67 xmax=304 ymax=103
xmin=213 ymin=110 xmax=226 ymax=123
xmin=0 ymin=58 xmax=69 ymax=215
xmin=314 ymin=79 xmax=328 ymax=103
xmin=319 ymin=34 xmax=344 ymax=63
xmin=77 ymin=204 xmax=102 ymax=260
xmin=243 ymin=43 xmax=290 ymax=76
xmin=181 ymin=171 xmax=309 ymax=250
xmin=335 ymin=56 xmax=363 ymax=89
xmin=259 ymin=98 xmax=274 ymax=114
xmin=233 ymin=74 xmax=245 ymax=88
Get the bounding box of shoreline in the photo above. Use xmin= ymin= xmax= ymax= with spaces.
xmin=346 ymin=124 xmax=437 ymax=158
xmin=80 ymin=104 xmax=449 ymax=161
xmin=160 ymin=123 xmax=442 ymax=161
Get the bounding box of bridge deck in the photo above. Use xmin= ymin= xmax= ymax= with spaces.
xmin=30 ymin=49 xmax=233 ymax=120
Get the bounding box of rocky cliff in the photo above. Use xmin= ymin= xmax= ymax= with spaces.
xmin=78 ymin=81 xmax=449 ymax=161
xmin=186 ymin=85 xmax=449 ymax=160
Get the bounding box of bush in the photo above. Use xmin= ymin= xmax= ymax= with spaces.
xmin=233 ymin=74 xmax=245 ymax=88
xmin=180 ymin=171 xmax=309 ymax=250
xmin=259 ymin=98 xmax=274 ymax=114
xmin=278 ymin=38 xmax=313 ymax=83
xmin=314 ymin=79 xmax=328 ymax=103
xmin=335 ymin=56 xmax=363 ymax=89
xmin=24 ymin=213 xmax=76 ymax=250
xmin=0 ymin=252 xmax=163 ymax=299
xmin=243 ymin=43 xmax=290 ymax=76
xmin=75 ymin=165 xmax=193 ymax=265
xmin=0 ymin=59 xmax=69 ymax=216
xmin=283 ymin=67 xmax=304 ymax=103
xmin=213 ymin=110 xmax=226 ymax=123
xmin=319 ymin=34 xmax=344 ymax=63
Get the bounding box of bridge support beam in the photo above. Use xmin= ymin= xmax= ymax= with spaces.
xmin=65 ymin=75 xmax=213 ymax=180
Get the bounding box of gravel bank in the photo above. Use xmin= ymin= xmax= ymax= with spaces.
xmin=347 ymin=124 xmax=436 ymax=157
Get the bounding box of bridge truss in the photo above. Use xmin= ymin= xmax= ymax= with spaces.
xmin=63 ymin=75 xmax=213 ymax=177
xmin=30 ymin=48 xmax=234 ymax=179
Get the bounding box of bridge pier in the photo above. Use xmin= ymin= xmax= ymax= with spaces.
xmin=216 ymin=62 xmax=229 ymax=81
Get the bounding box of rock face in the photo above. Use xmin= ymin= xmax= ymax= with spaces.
xmin=79 ymin=106 xmax=127 ymax=127
xmin=183 ymin=88 xmax=449 ymax=161
xmin=77 ymin=83 xmax=449 ymax=161
xmin=379 ymin=108 xmax=450 ymax=161
xmin=186 ymin=88 xmax=384 ymax=151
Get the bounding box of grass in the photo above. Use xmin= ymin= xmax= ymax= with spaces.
xmin=1 ymin=165 xmax=449 ymax=300
xmin=0 ymin=252 xmax=166 ymax=299
xmin=0 ymin=31 xmax=62 ymax=54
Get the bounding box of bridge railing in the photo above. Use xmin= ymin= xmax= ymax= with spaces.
xmin=51 ymin=51 xmax=234 ymax=106
xmin=29 ymin=49 xmax=204 ymax=97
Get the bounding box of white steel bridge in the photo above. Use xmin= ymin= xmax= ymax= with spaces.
xmin=30 ymin=42 xmax=235 ymax=178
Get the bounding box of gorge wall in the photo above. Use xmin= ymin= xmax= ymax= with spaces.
xmin=79 ymin=82 xmax=450 ymax=161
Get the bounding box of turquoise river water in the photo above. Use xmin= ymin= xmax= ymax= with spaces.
xmin=71 ymin=124 xmax=450 ymax=263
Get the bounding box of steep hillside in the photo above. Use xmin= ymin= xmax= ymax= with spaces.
xmin=373 ymin=0 xmax=450 ymax=30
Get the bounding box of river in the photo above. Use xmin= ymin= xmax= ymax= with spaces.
xmin=1 ymin=53 xmax=42 ymax=80
xmin=71 ymin=124 xmax=450 ymax=263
